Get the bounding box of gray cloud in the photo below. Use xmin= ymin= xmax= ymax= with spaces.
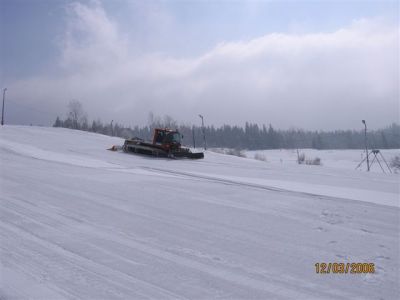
xmin=7 ymin=1 xmax=399 ymax=130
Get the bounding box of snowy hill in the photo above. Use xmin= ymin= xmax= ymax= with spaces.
xmin=1 ymin=126 xmax=399 ymax=299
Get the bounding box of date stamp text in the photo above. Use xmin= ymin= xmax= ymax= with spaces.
xmin=315 ymin=262 xmax=375 ymax=274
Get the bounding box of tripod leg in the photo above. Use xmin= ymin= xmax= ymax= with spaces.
xmin=355 ymin=156 xmax=367 ymax=170
xmin=379 ymin=152 xmax=392 ymax=174
xmin=369 ymin=153 xmax=377 ymax=170
xmin=375 ymin=155 xmax=385 ymax=173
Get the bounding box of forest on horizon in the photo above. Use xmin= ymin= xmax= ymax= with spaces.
xmin=53 ymin=101 xmax=400 ymax=150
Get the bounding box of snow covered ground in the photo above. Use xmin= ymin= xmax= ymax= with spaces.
xmin=1 ymin=126 xmax=399 ymax=299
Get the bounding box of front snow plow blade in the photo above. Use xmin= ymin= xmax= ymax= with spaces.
xmin=107 ymin=145 xmax=122 ymax=151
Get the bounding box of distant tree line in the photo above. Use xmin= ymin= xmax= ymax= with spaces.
xmin=54 ymin=101 xmax=400 ymax=150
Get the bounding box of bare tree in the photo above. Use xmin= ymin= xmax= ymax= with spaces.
xmin=67 ymin=100 xmax=87 ymax=129
xmin=148 ymin=112 xmax=177 ymax=129
xmin=148 ymin=112 xmax=161 ymax=129
xmin=162 ymin=115 xmax=178 ymax=129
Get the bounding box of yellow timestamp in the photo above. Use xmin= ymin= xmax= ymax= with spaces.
xmin=315 ymin=262 xmax=375 ymax=274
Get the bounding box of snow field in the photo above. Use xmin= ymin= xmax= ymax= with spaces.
xmin=1 ymin=126 xmax=399 ymax=299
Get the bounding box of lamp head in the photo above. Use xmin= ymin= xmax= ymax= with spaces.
xmin=362 ymin=120 xmax=365 ymax=124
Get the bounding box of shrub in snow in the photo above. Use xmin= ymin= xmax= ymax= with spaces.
xmin=226 ymin=148 xmax=247 ymax=158
xmin=390 ymin=155 xmax=400 ymax=172
xmin=209 ymin=148 xmax=247 ymax=158
xmin=306 ymin=157 xmax=322 ymax=166
xmin=297 ymin=153 xmax=305 ymax=164
xmin=254 ymin=153 xmax=267 ymax=162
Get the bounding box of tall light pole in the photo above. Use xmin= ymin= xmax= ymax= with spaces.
xmin=1 ymin=88 xmax=7 ymax=126
xmin=362 ymin=120 xmax=370 ymax=171
xmin=192 ymin=126 xmax=196 ymax=149
xmin=198 ymin=114 xmax=207 ymax=150
xmin=111 ymin=120 xmax=114 ymax=136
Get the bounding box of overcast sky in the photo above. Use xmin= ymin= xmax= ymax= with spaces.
xmin=1 ymin=0 xmax=399 ymax=130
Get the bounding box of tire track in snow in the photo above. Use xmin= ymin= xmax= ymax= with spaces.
xmin=1 ymin=199 xmax=353 ymax=300
xmin=140 ymin=166 xmax=397 ymax=208
xmin=139 ymin=166 xmax=327 ymax=198
xmin=0 ymin=205 xmax=189 ymax=300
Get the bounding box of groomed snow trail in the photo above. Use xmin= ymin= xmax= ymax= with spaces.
xmin=1 ymin=126 xmax=399 ymax=299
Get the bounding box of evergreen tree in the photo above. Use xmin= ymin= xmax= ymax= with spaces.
xmin=53 ymin=116 xmax=62 ymax=127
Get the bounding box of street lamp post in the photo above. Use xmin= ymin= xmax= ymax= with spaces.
xmin=198 ymin=114 xmax=207 ymax=150
xmin=192 ymin=126 xmax=196 ymax=149
xmin=362 ymin=120 xmax=370 ymax=171
xmin=1 ymin=88 xmax=7 ymax=126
